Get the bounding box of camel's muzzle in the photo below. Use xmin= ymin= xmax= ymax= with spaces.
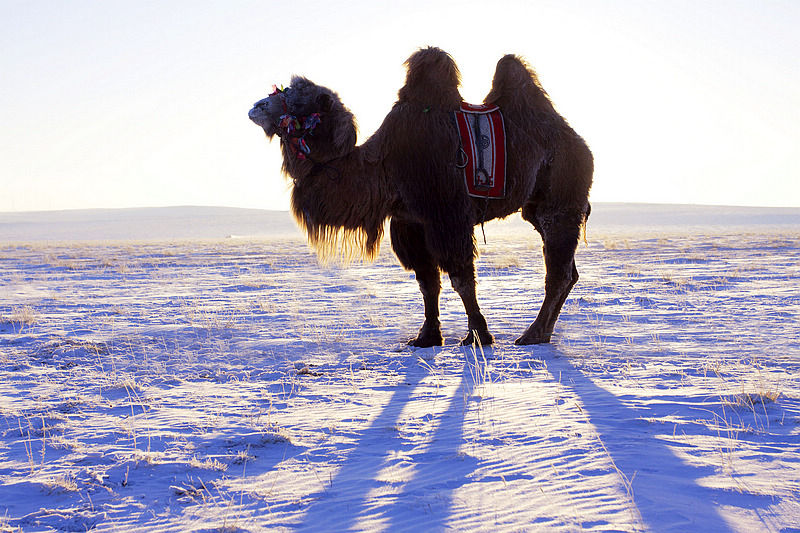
xmin=249 ymin=98 xmax=277 ymax=134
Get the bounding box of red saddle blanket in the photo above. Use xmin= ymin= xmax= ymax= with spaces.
xmin=453 ymin=102 xmax=506 ymax=199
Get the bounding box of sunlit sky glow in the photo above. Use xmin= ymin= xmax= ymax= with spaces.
xmin=1 ymin=0 xmax=798 ymax=212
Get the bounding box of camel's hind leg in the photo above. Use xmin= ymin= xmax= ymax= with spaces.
xmin=517 ymin=206 xmax=584 ymax=345
xmin=390 ymin=220 xmax=444 ymax=347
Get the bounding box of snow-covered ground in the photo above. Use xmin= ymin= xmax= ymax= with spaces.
xmin=1 ymin=204 xmax=799 ymax=532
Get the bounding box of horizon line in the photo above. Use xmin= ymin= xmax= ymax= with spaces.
xmin=3 ymin=201 xmax=800 ymax=216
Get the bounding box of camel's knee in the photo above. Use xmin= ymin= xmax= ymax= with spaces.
xmin=449 ymin=268 xmax=481 ymax=310
xmin=449 ymin=272 xmax=475 ymax=296
xmin=542 ymin=224 xmax=580 ymax=281
xmin=545 ymin=261 xmax=577 ymax=293
xmin=417 ymin=270 xmax=441 ymax=297
xmin=447 ymin=265 xmax=486 ymax=319
xmin=545 ymin=273 xmax=571 ymax=296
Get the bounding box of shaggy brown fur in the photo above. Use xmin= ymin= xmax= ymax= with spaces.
xmin=249 ymin=47 xmax=593 ymax=346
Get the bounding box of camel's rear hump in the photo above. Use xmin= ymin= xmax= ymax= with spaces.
xmin=486 ymin=54 xmax=593 ymax=210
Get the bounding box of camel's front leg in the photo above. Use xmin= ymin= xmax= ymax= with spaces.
xmin=411 ymin=263 xmax=444 ymax=347
xmin=449 ymin=264 xmax=494 ymax=347
xmin=390 ymin=219 xmax=444 ymax=347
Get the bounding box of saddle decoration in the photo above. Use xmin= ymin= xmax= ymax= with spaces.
xmin=271 ymin=85 xmax=321 ymax=160
xmin=453 ymin=102 xmax=507 ymax=199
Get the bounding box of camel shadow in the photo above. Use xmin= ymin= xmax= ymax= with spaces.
xmin=298 ymin=342 xmax=779 ymax=531
xmin=541 ymin=345 xmax=774 ymax=532
xmin=298 ymin=351 xmax=476 ymax=531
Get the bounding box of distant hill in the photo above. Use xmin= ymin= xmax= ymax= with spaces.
xmin=0 ymin=206 xmax=301 ymax=242
xmin=1 ymin=203 xmax=798 ymax=242
xmin=587 ymin=202 xmax=800 ymax=228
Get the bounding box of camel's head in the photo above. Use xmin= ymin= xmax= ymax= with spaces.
xmin=249 ymin=76 xmax=356 ymax=161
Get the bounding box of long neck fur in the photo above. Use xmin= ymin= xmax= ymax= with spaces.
xmin=283 ymin=135 xmax=389 ymax=262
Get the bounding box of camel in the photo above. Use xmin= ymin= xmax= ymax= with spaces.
xmin=249 ymin=47 xmax=593 ymax=347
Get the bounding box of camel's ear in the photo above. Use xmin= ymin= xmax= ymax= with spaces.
xmin=316 ymin=93 xmax=334 ymax=113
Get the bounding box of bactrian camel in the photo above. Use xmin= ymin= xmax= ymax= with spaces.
xmin=249 ymin=47 xmax=593 ymax=347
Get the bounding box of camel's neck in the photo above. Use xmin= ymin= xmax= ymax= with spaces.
xmin=284 ymin=139 xmax=389 ymax=260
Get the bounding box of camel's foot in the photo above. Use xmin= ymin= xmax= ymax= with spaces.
xmin=515 ymin=324 xmax=552 ymax=345
xmin=409 ymin=326 xmax=444 ymax=348
xmin=461 ymin=329 xmax=495 ymax=347
xmin=514 ymin=333 xmax=551 ymax=345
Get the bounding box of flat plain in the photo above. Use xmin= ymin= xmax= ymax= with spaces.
xmin=1 ymin=205 xmax=799 ymax=532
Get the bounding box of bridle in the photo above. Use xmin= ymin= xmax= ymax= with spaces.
xmin=268 ymin=85 xmax=341 ymax=181
xmin=269 ymin=85 xmax=321 ymax=161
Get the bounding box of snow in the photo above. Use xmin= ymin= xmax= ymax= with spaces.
xmin=1 ymin=204 xmax=799 ymax=532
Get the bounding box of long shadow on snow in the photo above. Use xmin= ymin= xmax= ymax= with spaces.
xmin=543 ymin=345 xmax=774 ymax=532
xmin=298 ymin=353 xmax=474 ymax=531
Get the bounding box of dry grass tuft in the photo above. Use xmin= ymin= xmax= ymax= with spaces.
xmin=2 ymin=306 xmax=38 ymax=327
xmin=41 ymin=474 xmax=79 ymax=494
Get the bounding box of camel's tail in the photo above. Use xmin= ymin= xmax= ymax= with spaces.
xmin=484 ymin=54 xmax=555 ymax=112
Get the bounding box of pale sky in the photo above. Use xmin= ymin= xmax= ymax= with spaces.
xmin=1 ymin=0 xmax=798 ymax=212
